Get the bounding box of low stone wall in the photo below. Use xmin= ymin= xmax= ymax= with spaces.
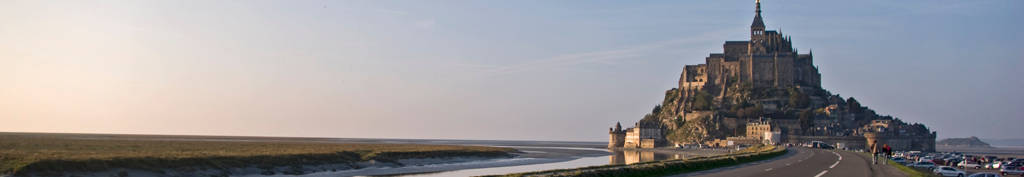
xmin=787 ymin=135 xmax=866 ymax=151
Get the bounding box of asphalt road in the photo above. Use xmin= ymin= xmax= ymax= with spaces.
xmin=670 ymin=147 xmax=907 ymax=177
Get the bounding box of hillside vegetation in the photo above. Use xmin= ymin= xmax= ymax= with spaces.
xmin=636 ymin=76 xmax=933 ymax=145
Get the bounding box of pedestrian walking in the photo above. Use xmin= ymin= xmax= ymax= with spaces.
xmin=870 ymin=140 xmax=879 ymax=164
xmin=882 ymin=144 xmax=891 ymax=164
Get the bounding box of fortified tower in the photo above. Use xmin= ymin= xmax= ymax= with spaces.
xmin=608 ymin=122 xmax=626 ymax=148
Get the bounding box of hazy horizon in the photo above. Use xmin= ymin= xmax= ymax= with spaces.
xmin=2 ymin=0 xmax=1021 ymax=142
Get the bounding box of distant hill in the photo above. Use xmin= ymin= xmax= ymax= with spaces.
xmin=982 ymin=138 xmax=1024 ymax=147
xmin=937 ymin=136 xmax=993 ymax=148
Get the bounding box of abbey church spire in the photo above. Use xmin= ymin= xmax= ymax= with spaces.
xmin=752 ymin=0 xmax=765 ymax=30
xmin=750 ymin=0 xmax=768 ymax=54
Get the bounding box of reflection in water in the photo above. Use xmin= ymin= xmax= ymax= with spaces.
xmin=610 ymin=150 xmax=686 ymax=165
xmin=400 ymin=155 xmax=611 ymax=177
xmin=356 ymin=148 xmax=692 ymax=176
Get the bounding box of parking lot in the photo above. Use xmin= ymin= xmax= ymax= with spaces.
xmin=901 ymin=161 xmax=1021 ymax=176
xmin=896 ymin=152 xmax=1024 ymax=176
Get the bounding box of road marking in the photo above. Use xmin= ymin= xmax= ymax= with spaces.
xmin=785 ymin=163 xmax=791 ymax=166
xmin=764 ymin=168 xmax=773 ymax=171
xmin=829 ymin=151 xmax=842 ymax=168
xmin=814 ymin=170 xmax=829 ymax=177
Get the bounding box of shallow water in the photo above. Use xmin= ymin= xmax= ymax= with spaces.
xmin=608 ymin=150 xmax=689 ymax=165
xmin=257 ymin=139 xmax=694 ymax=177
xmin=399 ymin=155 xmax=610 ymax=176
xmin=389 ymin=149 xmax=688 ymax=177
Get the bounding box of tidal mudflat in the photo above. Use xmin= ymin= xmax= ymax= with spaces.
xmin=0 ymin=132 xmax=515 ymax=177
xmin=0 ymin=132 xmax=728 ymax=177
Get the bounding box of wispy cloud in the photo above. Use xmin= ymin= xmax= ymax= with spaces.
xmin=471 ymin=27 xmax=742 ymax=78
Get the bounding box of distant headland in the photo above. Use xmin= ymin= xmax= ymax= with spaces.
xmin=937 ymin=136 xmax=993 ymax=148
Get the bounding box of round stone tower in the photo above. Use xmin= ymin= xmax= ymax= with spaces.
xmin=608 ymin=122 xmax=626 ymax=148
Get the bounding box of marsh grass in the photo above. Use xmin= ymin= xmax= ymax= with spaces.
xmin=0 ymin=133 xmax=514 ymax=176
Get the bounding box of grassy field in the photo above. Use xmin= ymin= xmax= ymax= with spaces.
xmin=0 ymin=133 xmax=515 ymax=176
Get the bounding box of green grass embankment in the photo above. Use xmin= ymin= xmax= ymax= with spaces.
xmin=857 ymin=152 xmax=938 ymax=177
xmin=0 ymin=133 xmax=515 ymax=176
xmin=485 ymin=145 xmax=786 ymax=177
xmin=889 ymin=160 xmax=939 ymax=177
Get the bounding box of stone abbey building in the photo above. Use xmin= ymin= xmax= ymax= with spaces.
xmin=678 ymin=0 xmax=820 ymax=102
xmin=610 ymin=0 xmax=935 ymax=151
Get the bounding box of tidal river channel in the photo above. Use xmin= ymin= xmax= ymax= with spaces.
xmin=273 ymin=139 xmax=730 ymax=177
xmin=383 ymin=146 xmax=728 ymax=177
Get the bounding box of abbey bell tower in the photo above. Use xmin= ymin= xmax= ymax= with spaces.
xmin=750 ymin=0 xmax=767 ymax=54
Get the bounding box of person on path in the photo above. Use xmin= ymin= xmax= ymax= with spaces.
xmin=882 ymin=144 xmax=891 ymax=164
xmin=871 ymin=140 xmax=879 ymax=164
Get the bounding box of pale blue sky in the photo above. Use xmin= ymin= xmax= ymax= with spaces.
xmin=1 ymin=0 xmax=1021 ymax=141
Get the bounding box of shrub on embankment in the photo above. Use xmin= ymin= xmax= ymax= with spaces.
xmin=487 ymin=145 xmax=786 ymax=177
xmin=0 ymin=133 xmax=515 ymax=176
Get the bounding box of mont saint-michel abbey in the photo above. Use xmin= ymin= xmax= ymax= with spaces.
xmin=678 ymin=0 xmax=820 ymax=94
xmin=610 ymin=0 xmax=936 ymax=152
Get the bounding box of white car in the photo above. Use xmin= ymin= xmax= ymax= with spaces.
xmin=986 ymin=161 xmax=1005 ymax=169
xmin=912 ymin=161 xmax=937 ymax=169
xmin=960 ymin=161 xmax=984 ymax=169
xmin=922 ymin=156 xmax=936 ymax=162
xmin=967 ymin=172 xmax=1002 ymax=177
xmin=933 ymin=166 xmax=966 ymax=177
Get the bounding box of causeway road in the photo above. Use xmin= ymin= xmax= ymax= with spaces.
xmin=670 ymin=147 xmax=907 ymax=177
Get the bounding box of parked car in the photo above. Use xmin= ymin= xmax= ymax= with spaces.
xmin=1001 ymin=165 xmax=1024 ymax=176
xmin=946 ymin=158 xmax=963 ymax=166
xmin=986 ymin=161 xmax=1006 ymax=169
xmin=961 ymin=160 xmax=985 ymax=169
xmin=912 ymin=161 xmax=938 ymax=169
xmin=892 ymin=157 xmax=909 ymax=165
xmin=922 ymin=156 xmax=936 ymax=162
xmin=809 ymin=141 xmax=834 ymax=149
xmin=967 ymin=172 xmax=1002 ymax=177
xmin=1012 ymin=159 xmax=1024 ymax=164
xmin=933 ymin=166 xmax=966 ymax=177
